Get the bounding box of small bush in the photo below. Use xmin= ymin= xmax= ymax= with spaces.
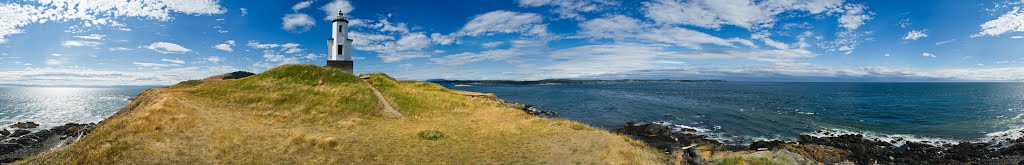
xmin=418 ymin=130 xmax=444 ymax=140
xmin=223 ymin=71 xmax=256 ymax=80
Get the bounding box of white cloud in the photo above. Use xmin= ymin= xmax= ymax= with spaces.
xmin=50 ymin=53 xmax=61 ymax=56
xmin=977 ymin=7 xmax=1024 ymax=37
xmin=431 ymin=40 xmax=546 ymax=66
xmin=578 ymin=15 xmax=644 ymax=38
xmin=246 ymin=40 xmax=303 ymax=54
xmin=133 ymin=62 xmax=177 ymax=68
xmin=320 ymin=0 xmax=354 ymax=20
xmin=240 ymin=8 xmax=248 ymax=16
xmin=304 ymin=53 xmax=320 ymax=60
xmin=884 ymin=53 xmax=890 ymax=57
xmin=282 ymin=43 xmax=303 ymax=54
xmin=525 ymin=42 xmax=816 ymax=79
xmin=109 ymin=47 xmax=131 ymax=51
xmin=922 ymin=52 xmax=936 ymax=58
xmin=214 ymin=40 xmax=235 ymax=52
xmin=61 ymin=40 xmax=101 ymax=47
xmin=641 ymin=0 xmax=847 ymax=29
xmin=515 ymin=0 xmax=616 ymax=20
xmin=578 ymin=15 xmax=754 ymax=50
xmin=579 ymin=64 xmax=1024 ymax=82
xmin=146 ymin=42 xmax=192 ymax=54
xmin=539 ymin=43 xmax=686 ymax=77
xmin=394 ymin=33 xmax=430 ymax=51
xmin=161 ymin=58 xmax=185 ymax=64
xmin=378 ymin=52 xmax=431 ymax=63
xmin=0 ymin=66 xmax=238 ymax=86
xmin=1013 ymin=36 xmax=1024 ymax=39
xmin=0 ymin=0 xmax=225 ymax=43
xmin=819 ymin=30 xmax=867 ymax=54
xmin=935 ymin=39 xmax=956 ymax=45
xmin=73 ymin=34 xmax=105 ymax=40
xmin=903 ymin=30 xmax=928 ymax=40
xmin=430 ymin=33 xmax=455 ymax=45
xmin=374 ymin=33 xmax=432 ymax=62
xmin=762 ymin=38 xmax=789 ymax=49
xmin=292 ymin=1 xmax=313 ymax=11
xmin=247 ymin=40 xmax=281 ymax=49
xmin=458 ymin=10 xmax=546 ymax=36
xmin=639 ymin=27 xmax=751 ymax=49
xmin=261 ymin=50 xmax=299 ymax=63
xmin=838 ymin=3 xmax=871 ymax=30
xmin=46 ymin=59 xmax=62 ymax=65
xmin=482 ymin=41 xmax=504 ymax=48
xmin=253 ymin=50 xmax=303 ymax=69
xmin=282 ymin=13 xmax=315 ymax=32
xmin=349 ymin=18 xmax=450 ymax=62
xmin=207 ymin=56 xmax=223 ymax=64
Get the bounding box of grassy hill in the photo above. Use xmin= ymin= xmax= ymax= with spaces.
xmin=19 ymin=64 xmax=665 ymax=164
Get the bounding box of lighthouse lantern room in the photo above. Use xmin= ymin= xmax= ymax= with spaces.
xmin=325 ymin=11 xmax=354 ymax=72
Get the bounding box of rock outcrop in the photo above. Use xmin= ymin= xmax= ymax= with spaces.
xmin=0 ymin=123 xmax=95 ymax=163
xmin=615 ymin=121 xmax=1024 ymax=164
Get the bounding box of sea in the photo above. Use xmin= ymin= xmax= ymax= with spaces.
xmin=0 ymin=87 xmax=145 ymax=131
xmin=447 ymin=82 xmax=1024 ymax=146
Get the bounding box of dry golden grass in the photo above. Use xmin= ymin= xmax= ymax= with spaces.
xmin=20 ymin=64 xmax=665 ymax=164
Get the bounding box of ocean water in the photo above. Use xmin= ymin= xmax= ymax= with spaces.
xmin=448 ymin=82 xmax=1024 ymax=145
xmin=0 ymin=87 xmax=145 ymax=130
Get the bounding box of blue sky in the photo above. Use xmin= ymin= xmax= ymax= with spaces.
xmin=3 ymin=0 xmax=1024 ymax=86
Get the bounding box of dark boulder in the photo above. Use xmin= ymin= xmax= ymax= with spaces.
xmin=616 ymin=122 xmax=673 ymax=139
xmin=0 ymin=129 xmax=8 ymax=136
xmin=8 ymin=130 xmax=29 ymax=137
xmin=749 ymin=140 xmax=785 ymax=150
xmin=9 ymin=122 xmax=39 ymax=129
xmin=0 ymin=143 xmax=20 ymax=154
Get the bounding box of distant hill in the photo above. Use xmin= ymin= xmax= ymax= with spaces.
xmin=20 ymin=64 xmax=663 ymax=164
xmin=427 ymin=79 xmax=726 ymax=85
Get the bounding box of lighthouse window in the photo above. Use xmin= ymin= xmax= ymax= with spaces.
xmin=337 ymin=45 xmax=343 ymax=55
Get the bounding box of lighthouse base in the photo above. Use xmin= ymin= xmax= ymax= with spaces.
xmin=325 ymin=60 xmax=353 ymax=73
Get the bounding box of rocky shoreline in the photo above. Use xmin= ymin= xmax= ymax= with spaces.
xmin=487 ymin=91 xmax=1024 ymax=164
xmin=0 ymin=122 xmax=95 ymax=163
xmin=614 ymin=122 xmax=1024 ymax=164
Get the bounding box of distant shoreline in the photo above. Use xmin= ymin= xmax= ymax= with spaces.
xmin=428 ymin=79 xmax=727 ymax=85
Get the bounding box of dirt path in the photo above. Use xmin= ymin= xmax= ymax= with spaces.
xmin=360 ymin=76 xmax=403 ymax=118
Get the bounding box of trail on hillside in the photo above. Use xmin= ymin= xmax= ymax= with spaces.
xmin=360 ymin=76 xmax=403 ymax=118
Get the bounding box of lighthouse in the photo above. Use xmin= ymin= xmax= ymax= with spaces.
xmin=325 ymin=11 xmax=354 ymax=72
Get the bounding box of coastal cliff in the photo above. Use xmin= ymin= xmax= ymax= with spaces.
xmin=17 ymin=64 xmax=664 ymax=164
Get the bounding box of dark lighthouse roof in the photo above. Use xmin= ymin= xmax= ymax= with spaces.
xmin=332 ymin=11 xmax=349 ymax=23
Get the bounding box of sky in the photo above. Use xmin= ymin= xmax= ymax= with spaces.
xmin=4 ymin=0 xmax=1024 ymax=86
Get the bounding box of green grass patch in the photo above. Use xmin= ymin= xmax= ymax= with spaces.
xmin=363 ymin=74 xmax=470 ymax=116
xmin=172 ymin=80 xmax=202 ymax=87
xmin=417 ymin=130 xmax=444 ymax=140
xmin=180 ymin=64 xmax=384 ymax=120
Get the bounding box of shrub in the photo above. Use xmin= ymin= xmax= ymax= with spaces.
xmin=418 ymin=130 xmax=444 ymax=140
xmin=223 ymin=71 xmax=256 ymax=80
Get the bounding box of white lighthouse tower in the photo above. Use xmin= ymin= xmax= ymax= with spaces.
xmin=325 ymin=11 xmax=354 ymax=72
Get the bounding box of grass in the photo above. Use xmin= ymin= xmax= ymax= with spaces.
xmin=19 ymin=64 xmax=665 ymax=164
xmin=717 ymin=156 xmax=788 ymax=165
xmin=417 ymin=130 xmax=444 ymax=140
